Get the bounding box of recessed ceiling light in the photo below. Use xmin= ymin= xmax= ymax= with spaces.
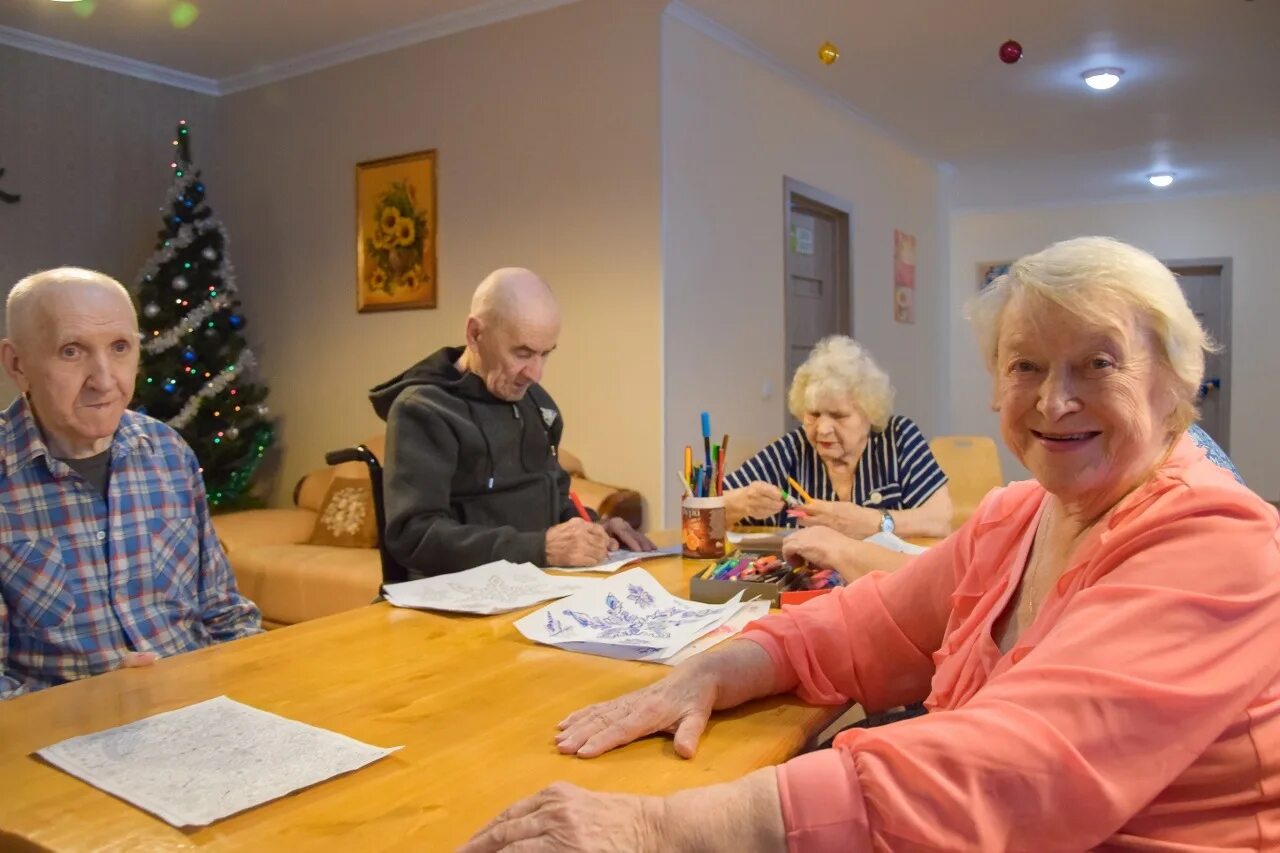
xmin=1082 ymin=68 xmax=1124 ymax=90
xmin=1147 ymin=172 xmax=1175 ymax=188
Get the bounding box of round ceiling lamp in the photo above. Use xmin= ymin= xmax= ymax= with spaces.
xmin=1083 ymin=68 xmax=1124 ymax=90
xmin=1147 ymin=172 xmax=1176 ymax=188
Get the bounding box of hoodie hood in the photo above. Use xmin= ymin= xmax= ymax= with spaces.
xmin=369 ymin=345 xmax=500 ymax=420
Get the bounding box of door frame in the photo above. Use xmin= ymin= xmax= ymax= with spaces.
xmin=783 ymin=177 xmax=852 ymax=424
xmin=1164 ymin=256 xmax=1233 ymax=452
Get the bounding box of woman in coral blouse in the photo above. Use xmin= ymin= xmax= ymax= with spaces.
xmin=461 ymin=237 xmax=1280 ymax=851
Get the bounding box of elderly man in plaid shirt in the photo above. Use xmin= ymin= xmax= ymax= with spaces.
xmin=0 ymin=268 xmax=261 ymax=699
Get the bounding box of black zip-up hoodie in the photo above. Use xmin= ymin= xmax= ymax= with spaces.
xmin=369 ymin=345 xmax=578 ymax=579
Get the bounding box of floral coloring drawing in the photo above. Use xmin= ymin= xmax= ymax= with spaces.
xmin=626 ymin=584 xmax=655 ymax=608
xmin=545 ymin=612 xmax=568 ymax=636
xmin=562 ymin=593 xmax=722 ymax=642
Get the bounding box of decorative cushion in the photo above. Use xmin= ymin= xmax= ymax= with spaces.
xmin=308 ymin=477 xmax=378 ymax=548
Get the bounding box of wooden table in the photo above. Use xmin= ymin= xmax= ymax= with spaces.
xmin=0 ymin=548 xmax=841 ymax=851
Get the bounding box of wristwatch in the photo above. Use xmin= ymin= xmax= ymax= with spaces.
xmin=878 ymin=509 xmax=895 ymax=535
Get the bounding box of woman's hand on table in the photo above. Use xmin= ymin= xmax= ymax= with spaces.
xmin=724 ymin=482 xmax=786 ymax=524
xmin=457 ymin=782 xmax=665 ymax=853
xmin=790 ymin=499 xmax=881 ymax=537
xmin=554 ymin=663 xmax=719 ymax=759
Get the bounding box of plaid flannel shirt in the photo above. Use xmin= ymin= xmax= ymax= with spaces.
xmin=0 ymin=396 xmax=261 ymax=699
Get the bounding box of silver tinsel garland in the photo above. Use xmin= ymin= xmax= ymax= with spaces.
xmin=168 ymin=349 xmax=257 ymax=430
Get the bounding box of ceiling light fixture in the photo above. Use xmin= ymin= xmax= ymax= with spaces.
xmin=1082 ymin=68 xmax=1123 ymax=90
xmin=1147 ymin=172 xmax=1175 ymax=188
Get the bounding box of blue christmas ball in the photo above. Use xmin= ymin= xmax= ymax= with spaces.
xmin=228 ymin=314 xmax=244 ymax=329
xmin=181 ymin=348 xmax=197 ymax=363
xmin=163 ymin=380 xmax=177 ymax=393
xmin=195 ymin=183 xmax=205 ymax=192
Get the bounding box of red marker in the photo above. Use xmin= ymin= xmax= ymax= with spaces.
xmin=569 ymin=490 xmax=592 ymax=523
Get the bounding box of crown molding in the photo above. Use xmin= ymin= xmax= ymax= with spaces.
xmin=662 ymin=1 xmax=937 ymax=165
xmin=216 ymin=0 xmax=583 ymax=94
xmin=0 ymin=24 xmax=219 ymax=95
xmin=1 ymin=0 xmax=583 ymax=97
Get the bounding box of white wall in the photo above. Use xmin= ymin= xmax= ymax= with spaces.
xmin=216 ymin=0 xmax=667 ymax=516
xmin=950 ymin=190 xmax=1280 ymax=500
xmin=0 ymin=45 xmax=216 ymax=400
xmin=660 ymin=11 xmax=947 ymax=525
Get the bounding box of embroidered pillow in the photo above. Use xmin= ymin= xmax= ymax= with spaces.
xmin=308 ymin=477 xmax=378 ymax=548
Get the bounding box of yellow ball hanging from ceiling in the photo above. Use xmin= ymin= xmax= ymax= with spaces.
xmin=818 ymin=41 xmax=840 ymax=66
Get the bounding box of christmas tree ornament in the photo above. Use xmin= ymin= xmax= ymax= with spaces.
xmin=817 ymin=41 xmax=839 ymax=65
xmin=202 ymin=247 xmax=217 ymax=261
xmin=181 ymin=348 xmax=197 ymax=363
xmin=228 ymin=314 xmax=245 ymax=329
xmin=226 ymin=426 xmax=240 ymax=440
xmin=143 ymin=302 xmax=160 ymax=318
xmin=999 ymin=39 xmax=1023 ymax=64
xmin=172 ymin=275 xmax=188 ymax=291
xmin=163 ymin=380 xmax=177 ymax=393
xmin=256 ymin=404 xmax=269 ymax=418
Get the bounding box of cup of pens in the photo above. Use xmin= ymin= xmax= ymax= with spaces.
xmin=682 ymin=495 xmax=726 ymax=559
xmin=681 ymin=411 xmax=729 ymax=559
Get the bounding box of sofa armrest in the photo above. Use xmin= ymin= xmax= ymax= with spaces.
xmin=213 ymin=508 xmax=319 ymax=555
xmin=570 ymin=476 xmax=643 ymax=531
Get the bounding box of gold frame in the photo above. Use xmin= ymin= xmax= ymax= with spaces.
xmin=355 ymin=149 xmax=437 ymax=312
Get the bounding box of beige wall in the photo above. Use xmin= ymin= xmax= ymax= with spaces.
xmin=949 ymin=191 xmax=1280 ymax=501
xmin=0 ymin=45 xmax=216 ymax=400
xmin=215 ymin=0 xmax=666 ymax=517
xmin=660 ymin=13 xmax=947 ymax=525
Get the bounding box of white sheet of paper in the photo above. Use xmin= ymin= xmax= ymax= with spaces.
xmin=548 ymin=544 xmax=682 ymax=574
xmin=36 ymin=696 xmax=399 ymax=828
xmin=383 ymin=561 xmax=600 ymax=615
xmin=865 ymin=531 xmax=928 ymax=556
xmin=656 ymin=598 xmax=771 ymax=666
xmin=514 ymin=567 xmax=745 ymax=657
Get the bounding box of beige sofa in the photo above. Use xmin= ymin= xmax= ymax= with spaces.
xmin=213 ymin=436 xmax=643 ymax=627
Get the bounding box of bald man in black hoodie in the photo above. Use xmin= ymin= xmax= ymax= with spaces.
xmin=369 ymin=268 xmax=654 ymax=579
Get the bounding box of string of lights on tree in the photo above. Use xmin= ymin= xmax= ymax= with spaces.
xmin=132 ymin=121 xmax=275 ymax=509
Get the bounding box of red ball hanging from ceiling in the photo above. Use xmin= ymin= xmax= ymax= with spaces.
xmin=998 ymin=39 xmax=1023 ymax=64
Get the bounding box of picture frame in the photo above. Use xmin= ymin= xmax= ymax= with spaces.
xmin=977 ymin=260 xmax=1012 ymax=291
xmin=355 ymin=149 xmax=437 ymax=312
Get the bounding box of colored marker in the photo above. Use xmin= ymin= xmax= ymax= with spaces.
xmin=785 ymin=475 xmax=815 ymax=504
xmin=569 ymin=490 xmax=591 ymax=523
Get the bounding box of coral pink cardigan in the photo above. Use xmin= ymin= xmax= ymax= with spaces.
xmin=743 ymin=437 xmax=1280 ymax=850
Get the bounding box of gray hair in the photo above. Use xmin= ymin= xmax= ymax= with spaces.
xmin=967 ymin=236 xmax=1214 ymax=432
xmin=6 ymin=267 xmax=135 ymax=347
xmin=787 ymin=335 xmax=894 ymax=430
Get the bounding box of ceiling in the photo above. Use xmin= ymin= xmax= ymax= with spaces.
xmin=1 ymin=0 xmax=1277 ymax=209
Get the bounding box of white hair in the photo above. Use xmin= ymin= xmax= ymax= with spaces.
xmin=787 ymin=335 xmax=894 ymax=430
xmin=6 ymin=267 xmax=135 ymax=347
xmin=967 ymin=236 xmax=1214 ymax=432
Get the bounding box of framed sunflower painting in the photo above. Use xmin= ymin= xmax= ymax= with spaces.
xmin=355 ymin=149 xmax=437 ymax=312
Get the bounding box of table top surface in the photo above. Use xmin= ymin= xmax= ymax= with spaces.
xmin=0 ymin=540 xmax=844 ymax=852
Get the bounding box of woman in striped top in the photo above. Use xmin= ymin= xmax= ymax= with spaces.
xmin=723 ymin=336 xmax=953 ymax=562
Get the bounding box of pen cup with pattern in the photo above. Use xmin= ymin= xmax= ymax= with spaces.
xmin=682 ymin=495 xmax=726 ymax=559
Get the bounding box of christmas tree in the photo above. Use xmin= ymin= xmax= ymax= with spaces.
xmin=133 ymin=120 xmax=274 ymax=510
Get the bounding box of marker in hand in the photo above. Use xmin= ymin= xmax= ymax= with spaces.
xmin=569 ymin=490 xmax=592 ymax=523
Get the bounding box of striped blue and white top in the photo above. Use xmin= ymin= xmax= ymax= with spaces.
xmin=724 ymin=415 xmax=949 ymax=528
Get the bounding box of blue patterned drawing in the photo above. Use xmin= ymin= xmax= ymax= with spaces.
xmin=545 ymin=611 xmax=568 ymax=636
xmin=562 ymin=594 xmax=721 ymax=641
xmin=626 ymin=584 xmax=655 ymax=608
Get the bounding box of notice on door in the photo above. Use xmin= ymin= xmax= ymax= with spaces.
xmin=791 ymin=220 xmax=814 ymax=255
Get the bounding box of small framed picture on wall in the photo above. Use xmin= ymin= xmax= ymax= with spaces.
xmin=355 ymin=149 xmax=437 ymax=312
xmin=977 ymin=261 xmax=1011 ymax=291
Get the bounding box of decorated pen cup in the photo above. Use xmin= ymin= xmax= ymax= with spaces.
xmin=681 ymin=495 xmax=726 ymax=559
